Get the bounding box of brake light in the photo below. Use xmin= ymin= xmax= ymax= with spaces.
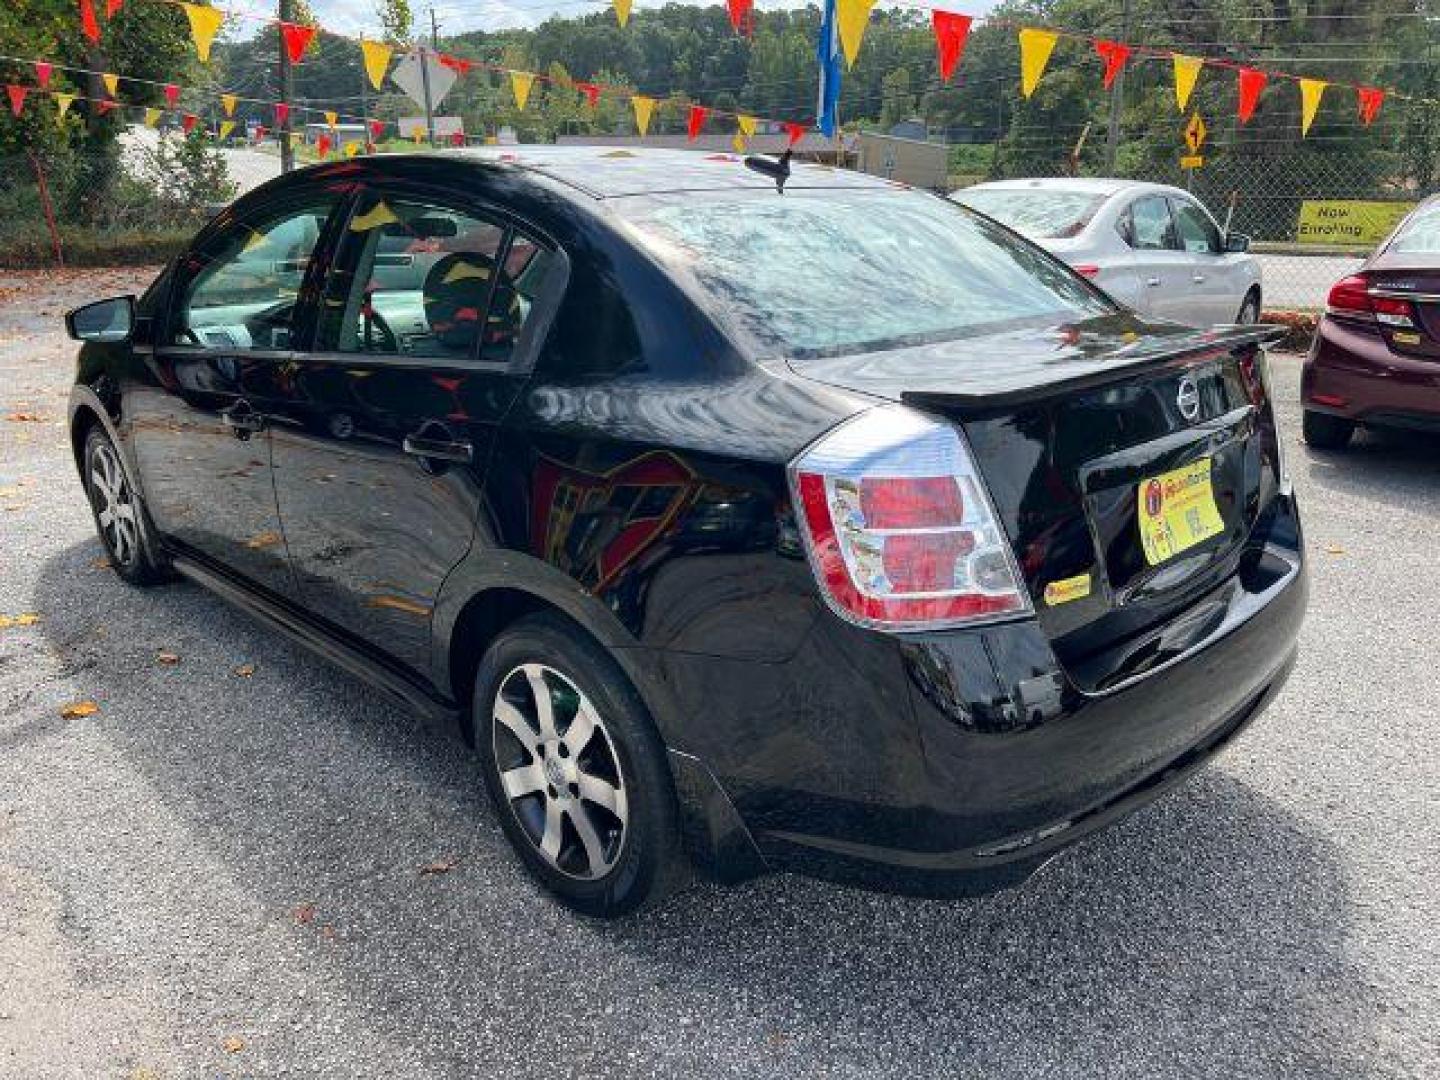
xmin=789 ymin=407 xmax=1031 ymax=630
xmin=1073 ymin=263 xmax=1101 ymax=278
xmin=1326 ymin=275 xmax=1415 ymax=327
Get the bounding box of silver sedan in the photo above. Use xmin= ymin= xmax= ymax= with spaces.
xmin=953 ymin=178 xmax=1263 ymax=328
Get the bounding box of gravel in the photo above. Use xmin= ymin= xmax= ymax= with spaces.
xmin=1 ymin=267 xmax=1436 ymax=1079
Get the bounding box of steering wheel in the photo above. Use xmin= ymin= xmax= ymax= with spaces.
xmin=362 ymin=302 xmax=399 ymax=354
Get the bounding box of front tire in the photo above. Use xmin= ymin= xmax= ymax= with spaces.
xmin=471 ymin=613 xmax=686 ymax=917
xmin=83 ymin=426 xmax=169 ymax=586
xmin=1302 ymin=409 xmax=1355 ymax=450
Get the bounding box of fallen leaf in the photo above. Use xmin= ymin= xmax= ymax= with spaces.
xmin=1324 ymin=544 xmax=1346 ymax=555
xmin=155 ymin=650 xmax=181 ymax=665
xmin=319 ymin=923 xmax=337 ymax=941
xmin=233 ymin=663 xmax=256 ymax=677
xmin=60 ymin=700 xmax=99 ymax=719
xmin=244 ymin=530 xmax=282 ymax=550
xmin=129 ymin=1068 xmax=161 ymax=1080
xmin=419 ymin=857 xmax=459 ymax=876
xmin=91 ymin=556 xmax=112 ymax=571
xmin=221 ymin=1035 xmax=246 ymax=1054
xmin=6 ymin=412 xmax=47 ymax=422
xmin=0 ymin=613 xmax=41 ymax=629
xmin=293 ymin=902 xmax=316 ymax=925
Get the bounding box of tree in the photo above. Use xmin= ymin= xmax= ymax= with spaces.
xmin=376 ymin=0 xmax=414 ymax=46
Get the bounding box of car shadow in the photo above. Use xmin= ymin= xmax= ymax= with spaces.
xmin=1298 ymin=424 xmax=1440 ymax=510
xmin=31 ymin=538 xmax=1371 ymax=1078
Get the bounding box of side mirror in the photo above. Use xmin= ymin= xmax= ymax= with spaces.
xmin=1225 ymin=232 xmax=1251 ymax=254
xmin=66 ymin=295 xmax=135 ymax=343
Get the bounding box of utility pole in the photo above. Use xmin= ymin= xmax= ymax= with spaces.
xmin=422 ymin=6 xmax=438 ymax=147
xmin=278 ymin=0 xmax=295 ymax=172
xmin=1103 ymin=0 xmax=1130 ymax=174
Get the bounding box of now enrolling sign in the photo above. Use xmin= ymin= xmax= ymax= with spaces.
xmin=1296 ymin=200 xmax=1414 ymax=247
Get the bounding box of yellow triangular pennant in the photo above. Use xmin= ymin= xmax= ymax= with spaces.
xmin=325 ymin=110 xmax=338 ymax=128
xmin=53 ymin=92 xmax=74 ymax=125
xmin=102 ymin=72 xmax=119 ymax=97
xmin=732 ymin=112 xmax=757 ymax=151
xmin=343 ymin=140 xmax=359 ymax=158
xmin=143 ymin=107 xmax=161 ymax=128
xmin=1173 ymin=54 xmax=1203 ymax=112
xmin=510 ymin=70 xmax=535 ymax=111
xmin=1018 ymin=28 xmax=1059 ymax=98
xmin=410 ymin=124 xmax=425 ymax=144
xmin=631 ymin=94 xmax=655 ymax=136
xmin=360 ymin=39 xmax=393 ymax=92
xmin=835 ymin=0 xmax=877 ymax=68
xmin=180 ymin=3 xmax=225 ymax=64
xmin=350 ymin=200 xmax=400 ymax=232
xmin=1299 ymin=78 xmax=1326 ymax=137
xmin=613 ymin=0 xmax=632 ymax=27
xmin=221 ymin=93 xmax=237 ymax=117
xmin=219 ymin=119 xmax=235 ymax=139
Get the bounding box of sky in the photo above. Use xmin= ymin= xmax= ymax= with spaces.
xmin=307 ymin=0 xmax=998 ymax=38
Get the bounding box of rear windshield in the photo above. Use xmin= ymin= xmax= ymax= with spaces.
xmin=620 ymin=189 xmax=1113 ymax=360
xmin=1390 ymin=204 xmax=1440 ymax=254
xmin=954 ymin=188 xmax=1107 ymax=239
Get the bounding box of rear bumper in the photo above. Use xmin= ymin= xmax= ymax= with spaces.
xmin=1303 ymin=316 xmax=1440 ymax=427
xmin=658 ymin=491 xmax=1306 ymax=897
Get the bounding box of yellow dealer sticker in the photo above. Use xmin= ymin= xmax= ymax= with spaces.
xmin=1137 ymin=458 xmax=1225 ymax=566
xmin=1296 ymin=200 xmax=1414 ymax=247
xmin=1043 ymin=573 xmax=1092 ymax=607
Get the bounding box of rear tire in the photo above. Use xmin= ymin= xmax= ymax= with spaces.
xmin=471 ymin=612 xmax=686 ymax=917
xmin=82 ymin=426 xmax=169 ymax=587
xmin=1302 ymin=409 xmax=1355 ymax=450
xmin=1236 ymin=289 xmax=1261 ymax=324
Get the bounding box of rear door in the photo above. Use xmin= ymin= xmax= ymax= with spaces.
xmin=1121 ymin=194 xmax=1190 ymax=322
xmin=266 ymin=183 xmax=567 ymax=678
xmin=132 ymin=190 xmax=344 ymax=593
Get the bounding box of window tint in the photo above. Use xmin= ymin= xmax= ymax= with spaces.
xmin=1128 ymin=196 xmax=1178 ymax=251
xmin=1171 ymin=199 xmax=1221 ymax=254
xmin=174 ymin=199 xmax=337 ymax=350
xmin=622 ymin=189 xmax=1113 ymax=359
xmin=324 ymin=193 xmax=557 ymax=363
xmin=956 ymin=188 xmax=1106 ymax=239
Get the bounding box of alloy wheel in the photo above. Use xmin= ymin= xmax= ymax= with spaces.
xmin=89 ymin=440 xmax=139 ymax=568
xmin=491 ymin=663 xmax=629 ymax=880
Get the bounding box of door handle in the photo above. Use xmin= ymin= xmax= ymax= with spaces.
xmin=1146 ymin=278 xmax=1162 ymax=287
xmin=403 ymin=433 xmax=473 ymax=464
xmin=1193 ymin=274 xmax=1206 ymax=283
xmin=220 ymin=400 xmax=265 ymax=436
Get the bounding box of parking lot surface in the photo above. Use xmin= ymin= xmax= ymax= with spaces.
xmin=2 ymin=268 xmax=1436 ymax=1079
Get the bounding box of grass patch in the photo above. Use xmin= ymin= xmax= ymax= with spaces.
xmin=0 ymin=227 xmax=193 ymax=269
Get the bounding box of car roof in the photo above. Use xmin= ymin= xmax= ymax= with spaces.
xmin=959 ymin=177 xmax=1188 ymax=199
xmin=449 ymin=145 xmax=900 ymax=199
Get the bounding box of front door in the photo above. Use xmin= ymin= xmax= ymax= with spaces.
xmin=132 ymin=192 xmax=343 ymax=592
xmin=266 ymin=184 xmax=566 ymax=679
xmin=1170 ymin=196 xmax=1243 ymax=325
xmin=1123 ymin=194 xmax=1190 ymax=323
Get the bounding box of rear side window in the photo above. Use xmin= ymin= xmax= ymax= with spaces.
xmin=1128 ymin=196 xmax=1179 ymax=251
xmin=173 ymin=197 xmax=340 ymax=350
xmin=1390 ymin=204 xmax=1440 ymax=253
xmin=622 ymin=189 xmax=1113 ymax=359
xmin=956 ymin=188 xmax=1106 ymax=239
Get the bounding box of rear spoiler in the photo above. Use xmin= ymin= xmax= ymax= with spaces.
xmin=901 ymin=324 xmax=1286 ymax=412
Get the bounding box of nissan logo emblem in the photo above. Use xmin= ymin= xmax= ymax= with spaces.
xmin=1177 ymin=377 xmax=1201 ymax=422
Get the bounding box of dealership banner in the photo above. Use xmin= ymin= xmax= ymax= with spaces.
xmin=1296 ymin=201 xmax=1416 ymax=247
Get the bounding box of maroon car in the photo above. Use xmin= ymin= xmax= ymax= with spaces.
xmin=1303 ymin=195 xmax=1440 ymax=448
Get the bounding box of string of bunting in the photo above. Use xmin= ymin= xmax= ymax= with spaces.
xmin=20 ymin=0 xmax=1422 ymax=154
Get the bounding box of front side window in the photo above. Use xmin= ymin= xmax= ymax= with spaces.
xmin=621 ymin=189 xmax=1113 ymax=359
xmin=1128 ymin=196 xmax=1179 ymax=252
xmin=174 ymin=198 xmax=338 ymax=350
xmin=1171 ymin=199 xmax=1221 ymax=254
xmin=322 ymin=193 xmax=558 ymax=363
xmin=956 ymin=188 xmax=1107 ymax=240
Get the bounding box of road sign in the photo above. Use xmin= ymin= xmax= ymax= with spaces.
xmin=1184 ymin=112 xmax=1207 ymax=154
xmin=1180 ymin=154 xmax=1204 ymax=169
xmin=390 ymin=49 xmax=457 ymax=112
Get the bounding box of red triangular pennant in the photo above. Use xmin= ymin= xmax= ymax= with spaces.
xmin=96 ymin=98 xmax=116 ymax=115
xmin=163 ymin=83 xmax=179 ymax=108
xmin=439 ymin=54 xmax=472 ymax=76
xmin=725 ymin=0 xmax=752 ymax=33
xmin=576 ymin=82 xmax=600 ymax=109
xmin=1237 ymin=67 xmax=1267 ymax=123
xmin=274 ymin=102 xmax=290 ymax=126
xmin=80 ymin=0 xmax=101 ymax=43
xmin=280 ymin=22 xmax=316 ymax=64
xmin=369 ymin=119 xmax=385 ymax=141
xmin=687 ymin=104 xmax=708 ymax=142
xmin=1357 ymin=85 xmax=1385 ymax=125
xmin=316 ymin=133 xmax=332 ymax=157
xmin=35 ymin=62 xmax=53 ymax=89
xmin=181 ymin=112 xmax=198 ymax=134
xmin=1094 ymin=39 xmax=1131 ymax=90
xmin=449 ymin=129 xmax=465 ymax=146
xmin=932 ymin=12 xmax=973 ymax=83
xmin=253 ymin=124 xmax=267 ymax=142
xmin=106 ymin=0 xmax=123 ymax=14
xmin=7 ymin=84 xmax=27 ymax=117
xmin=785 ymin=121 xmax=807 ymax=147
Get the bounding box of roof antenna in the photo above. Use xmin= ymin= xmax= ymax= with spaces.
xmin=743 ymin=149 xmax=792 ymax=194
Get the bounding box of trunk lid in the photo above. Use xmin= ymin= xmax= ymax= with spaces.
xmin=1352 ymin=259 xmax=1440 ymax=359
xmin=787 ymin=314 xmax=1288 ymax=690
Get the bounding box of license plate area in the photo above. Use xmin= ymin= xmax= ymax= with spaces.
xmin=1081 ymin=405 xmax=1258 ymax=605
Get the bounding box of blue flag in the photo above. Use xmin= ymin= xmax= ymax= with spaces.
xmin=816 ymin=0 xmax=842 ymax=138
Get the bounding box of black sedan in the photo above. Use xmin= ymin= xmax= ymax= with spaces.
xmin=65 ymin=147 xmax=1306 ymax=916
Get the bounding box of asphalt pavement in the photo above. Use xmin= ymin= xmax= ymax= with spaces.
xmin=1 ymin=268 xmax=1436 ymax=1079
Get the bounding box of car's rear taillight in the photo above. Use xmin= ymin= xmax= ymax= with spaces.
xmin=788 ymin=407 xmax=1031 ymax=630
xmin=1073 ymin=263 xmax=1101 ymax=278
xmin=1326 ymin=274 xmax=1416 ymax=327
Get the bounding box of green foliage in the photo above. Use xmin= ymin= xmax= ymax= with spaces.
xmin=375 ymin=0 xmax=414 ymax=46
